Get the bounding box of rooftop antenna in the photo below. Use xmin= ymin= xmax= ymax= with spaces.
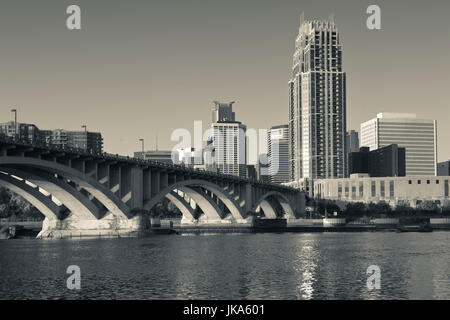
xmin=299 ymin=11 xmax=305 ymax=27
xmin=329 ymin=13 xmax=335 ymax=24
xmin=155 ymin=132 xmax=158 ymax=151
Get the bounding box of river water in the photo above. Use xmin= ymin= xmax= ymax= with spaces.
xmin=0 ymin=232 xmax=449 ymax=300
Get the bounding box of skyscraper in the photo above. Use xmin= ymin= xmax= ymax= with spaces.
xmin=288 ymin=15 xmax=347 ymax=181
xmin=268 ymin=125 xmax=290 ymax=184
xmin=360 ymin=113 xmax=437 ymax=176
xmin=211 ymin=101 xmax=246 ymax=177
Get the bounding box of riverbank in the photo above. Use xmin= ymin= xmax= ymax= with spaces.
xmin=2 ymin=217 xmax=450 ymax=239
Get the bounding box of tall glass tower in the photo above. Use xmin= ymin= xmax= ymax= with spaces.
xmin=289 ymin=15 xmax=347 ymax=181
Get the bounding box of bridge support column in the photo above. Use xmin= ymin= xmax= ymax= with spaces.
xmin=37 ymin=213 xmax=149 ymax=239
xmin=244 ymin=183 xmax=252 ymax=214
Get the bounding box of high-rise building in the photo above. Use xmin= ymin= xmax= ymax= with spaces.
xmin=288 ymin=15 xmax=347 ymax=181
xmin=211 ymin=101 xmax=246 ymax=177
xmin=268 ymin=125 xmax=290 ymax=184
xmin=360 ymin=113 xmax=437 ymax=176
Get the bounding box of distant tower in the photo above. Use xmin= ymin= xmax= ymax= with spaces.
xmin=268 ymin=125 xmax=290 ymax=184
xmin=289 ymin=15 xmax=347 ymax=181
xmin=211 ymin=101 xmax=246 ymax=177
xmin=346 ymin=130 xmax=359 ymax=153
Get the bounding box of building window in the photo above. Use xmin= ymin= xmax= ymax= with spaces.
xmin=359 ymin=182 xmax=364 ymax=198
xmin=436 ymin=180 xmax=440 ymax=184
xmin=389 ymin=181 xmax=394 ymax=199
xmin=345 ymin=182 xmax=349 ymax=198
xmin=380 ymin=181 xmax=385 ymax=198
xmin=408 ymin=180 xmax=412 ymax=184
xmin=352 ymin=185 xmax=356 ymax=199
xmin=427 ymin=180 xmax=430 ymax=185
xmin=418 ymin=180 xmax=421 ymax=185
xmin=371 ymin=181 xmax=376 ymax=197
xmin=338 ymin=182 xmax=342 ymax=199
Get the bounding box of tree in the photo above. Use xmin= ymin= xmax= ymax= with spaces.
xmin=366 ymin=201 xmax=391 ymax=217
xmin=417 ymin=200 xmax=439 ymax=214
xmin=344 ymin=202 xmax=366 ymax=217
xmin=394 ymin=201 xmax=415 ymax=216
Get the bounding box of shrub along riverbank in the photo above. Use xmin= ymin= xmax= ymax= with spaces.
xmin=308 ymin=198 xmax=450 ymax=219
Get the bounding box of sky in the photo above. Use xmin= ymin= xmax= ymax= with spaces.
xmin=1 ymin=0 xmax=449 ymax=161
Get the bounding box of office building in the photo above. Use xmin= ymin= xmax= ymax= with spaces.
xmin=268 ymin=125 xmax=290 ymax=184
xmin=211 ymin=101 xmax=246 ymax=177
xmin=256 ymin=153 xmax=270 ymax=183
xmin=349 ymin=144 xmax=406 ymax=177
xmin=360 ymin=113 xmax=437 ymax=176
xmin=289 ymin=15 xmax=347 ymax=181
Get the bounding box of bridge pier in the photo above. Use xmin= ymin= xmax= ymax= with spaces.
xmin=37 ymin=213 xmax=148 ymax=238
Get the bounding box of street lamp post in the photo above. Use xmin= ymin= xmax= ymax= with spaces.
xmin=139 ymin=138 xmax=144 ymax=154
xmin=10 ymin=109 xmax=17 ymax=140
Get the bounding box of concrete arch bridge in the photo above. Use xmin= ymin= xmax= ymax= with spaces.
xmin=0 ymin=139 xmax=305 ymax=237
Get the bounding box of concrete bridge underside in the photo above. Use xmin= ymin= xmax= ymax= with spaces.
xmin=0 ymin=145 xmax=305 ymax=237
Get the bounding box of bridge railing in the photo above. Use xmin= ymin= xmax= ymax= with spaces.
xmin=0 ymin=135 xmax=298 ymax=192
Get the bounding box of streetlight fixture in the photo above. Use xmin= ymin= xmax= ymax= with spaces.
xmin=139 ymin=138 xmax=144 ymax=153
xmin=10 ymin=109 xmax=17 ymax=140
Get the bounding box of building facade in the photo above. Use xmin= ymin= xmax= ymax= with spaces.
xmin=212 ymin=122 xmax=246 ymax=177
xmin=314 ymin=175 xmax=449 ymax=208
xmin=210 ymin=100 xmax=246 ymax=177
xmin=268 ymin=125 xmax=290 ymax=184
xmin=0 ymin=122 xmax=102 ymax=153
xmin=349 ymin=144 xmax=406 ymax=177
xmin=288 ymin=16 xmax=347 ymax=181
xmin=346 ymin=130 xmax=359 ymax=154
xmin=51 ymin=129 xmax=103 ymax=153
xmin=360 ymin=113 xmax=437 ymax=176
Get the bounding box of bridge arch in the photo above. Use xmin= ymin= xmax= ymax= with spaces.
xmin=0 ymin=157 xmax=130 ymax=219
xmin=164 ymin=191 xmax=196 ymax=223
xmin=144 ymin=179 xmax=246 ymax=222
xmin=0 ymin=172 xmax=64 ymax=220
xmin=0 ymin=167 xmax=103 ymax=220
xmin=252 ymin=191 xmax=296 ymax=219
